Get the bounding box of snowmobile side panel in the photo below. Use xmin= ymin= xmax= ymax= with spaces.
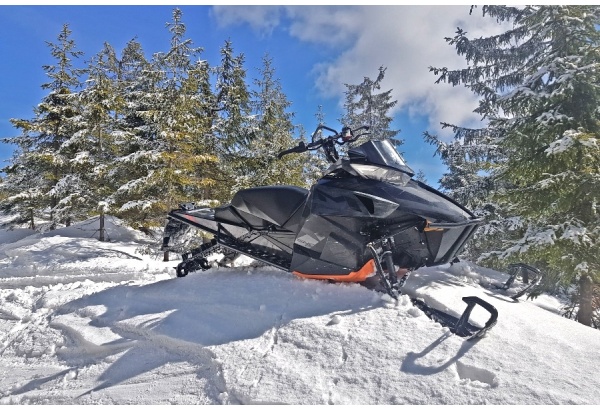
xmin=288 ymin=180 xmax=481 ymax=276
xmin=428 ymin=222 xmax=481 ymax=265
xmin=281 ymin=201 xmax=307 ymax=233
xmin=290 ymin=211 xmax=371 ymax=276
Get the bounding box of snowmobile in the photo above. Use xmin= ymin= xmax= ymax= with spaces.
xmin=162 ymin=124 xmax=498 ymax=339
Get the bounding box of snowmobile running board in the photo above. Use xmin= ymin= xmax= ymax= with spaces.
xmin=411 ymin=296 xmax=498 ymax=340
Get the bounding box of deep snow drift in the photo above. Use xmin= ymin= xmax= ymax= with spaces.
xmin=0 ymin=216 xmax=598 ymax=405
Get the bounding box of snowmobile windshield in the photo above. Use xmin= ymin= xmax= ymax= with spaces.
xmin=346 ymin=140 xmax=415 ymax=185
xmin=348 ymin=140 xmax=414 ymax=176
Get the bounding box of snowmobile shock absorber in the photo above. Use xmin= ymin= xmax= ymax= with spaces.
xmin=382 ymin=237 xmax=399 ymax=295
xmin=367 ymin=239 xmax=400 ymax=300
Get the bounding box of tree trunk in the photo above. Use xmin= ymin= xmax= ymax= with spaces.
xmin=29 ymin=208 xmax=35 ymax=230
xmin=163 ymin=251 xmax=170 ymax=262
xmin=99 ymin=211 xmax=105 ymax=242
xmin=50 ymin=188 xmax=57 ymax=231
xmin=577 ymin=274 xmax=594 ymax=327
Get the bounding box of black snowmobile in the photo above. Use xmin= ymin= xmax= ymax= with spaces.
xmin=162 ymin=125 xmax=498 ymax=339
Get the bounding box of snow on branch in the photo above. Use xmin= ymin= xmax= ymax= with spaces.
xmin=119 ymin=199 xmax=157 ymax=212
xmin=545 ymin=129 xmax=599 ymax=155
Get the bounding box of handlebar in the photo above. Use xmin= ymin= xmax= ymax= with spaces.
xmin=277 ymin=141 xmax=308 ymax=159
xmin=277 ymin=125 xmax=370 ymax=161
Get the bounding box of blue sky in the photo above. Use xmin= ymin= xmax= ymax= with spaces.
xmin=0 ymin=5 xmax=501 ymax=187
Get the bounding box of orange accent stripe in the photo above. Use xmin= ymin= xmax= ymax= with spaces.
xmin=293 ymin=259 xmax=376 ymax=283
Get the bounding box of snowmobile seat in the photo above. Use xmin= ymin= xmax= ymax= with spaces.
xmin=213 ymin=204 xmax=246 ymax=226
xmin=219 ymin=185 xmax=309 ymax=230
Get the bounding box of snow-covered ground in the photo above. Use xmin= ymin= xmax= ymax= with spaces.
xmin=0 ymin=216 xmax=598 ymax=405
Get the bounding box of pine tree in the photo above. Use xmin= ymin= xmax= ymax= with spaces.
xmin=414 ymin=169 xmax=428 ymax=184
xmin=340 ymin=66 xmax=401 ymax=146
xmin=302 ymin=105 xmax=331 ymax=185
xmin=430 ymin=6 xmax=600 ymax=326
xmin=3 ymin=24 xmax=85 ymax=229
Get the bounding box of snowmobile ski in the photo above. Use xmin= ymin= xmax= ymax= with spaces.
xmin=496 ymin=263 xmax=544 ymax=300
xmin=411 ymin=296 xmax=498 ymax=340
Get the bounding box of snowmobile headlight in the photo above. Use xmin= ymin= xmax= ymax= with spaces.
xmin=350 ymin=164 xmax=412 ymax=186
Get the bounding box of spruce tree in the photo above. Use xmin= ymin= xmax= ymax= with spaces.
xmin=67 ymin=42 xmax=123 ymax=239
xmin=112 ymin=8 xmax=218 ymax=230
xmin=302 ymin=105 xmax=332 ymax=185
xmin=341 ymin=66 xmax=401 ymax=146
xmin=423 ymin=127 xmax=513 ymax=261
xmin=233 ymin=54 xmax=308 ymax=191
xmin=0 ymin=150 xmax=46 ymax=229
xmin=3 ymin=24 xmax=85 ymax=229
xmin=430 ymin=5 xmax=600 ymax=326
xmin=211 ymin=39 xmax=253 ymax=202
xmin=105 ymin=38 xmax=158 ymax=220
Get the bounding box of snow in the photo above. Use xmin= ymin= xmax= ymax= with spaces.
xmin=545 ymin=131 xmax=578 ymax=155
xmin=545 ymin=129 xmax=599 ymax=155
xmin=0 ymin=216 xmax=599 ymax=405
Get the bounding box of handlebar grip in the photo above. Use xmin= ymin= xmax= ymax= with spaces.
xmin=277 ymin=141 xmax=307 ymax=159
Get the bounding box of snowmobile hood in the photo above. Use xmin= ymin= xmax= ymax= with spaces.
xmin=391 ymin=179 xmax=474 ymax=223
xmin=317 ymin=177 xmax=476 ymax=224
